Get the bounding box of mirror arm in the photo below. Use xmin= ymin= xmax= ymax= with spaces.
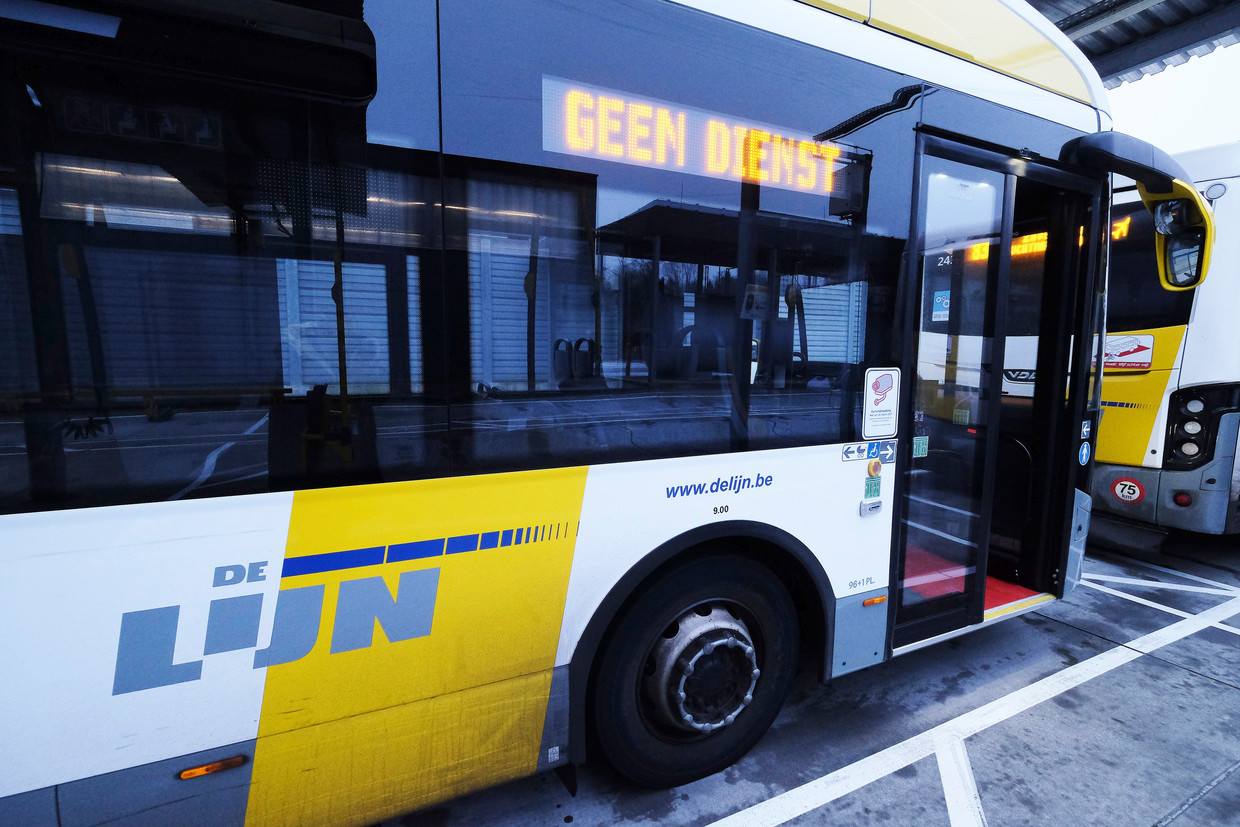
xmin=1060 ymin=132 xmax=1188 ymax=193
xmin=1061 ymin=131 xmax=1214 ymax=290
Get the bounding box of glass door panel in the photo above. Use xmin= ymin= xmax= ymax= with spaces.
xmin=989 ymin=177 xmax=1058 ymax=577
xmin=894 ymin=141 xmax=1101 ymax=646
xmin=898 ymin=155 xmax=1005 ymax=628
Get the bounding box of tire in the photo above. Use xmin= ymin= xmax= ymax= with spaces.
xmin=591 ymin=553 xmax=799 ymax=787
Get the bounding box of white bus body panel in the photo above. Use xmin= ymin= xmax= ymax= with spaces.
xmin=557 ymin=443 xmax=895 ymax=665
xmin=1178 ymin=159 xmax=1240 ymax=390
xmin=0 ymin=494 xmax=293 ymax=797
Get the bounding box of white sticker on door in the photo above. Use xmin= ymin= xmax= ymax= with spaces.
xmin=863 ymin=367 xmax=900 ymax=440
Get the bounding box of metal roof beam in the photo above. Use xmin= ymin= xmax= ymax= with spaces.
xmin=1059 ymin=0 xmax=1169 ymax=40
xmin=1093 ymin=2 xmax=1240 ymax=79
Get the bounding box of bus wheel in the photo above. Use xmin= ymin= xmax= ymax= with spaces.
xmin=591 ymin=554 xmax=798 ymax=787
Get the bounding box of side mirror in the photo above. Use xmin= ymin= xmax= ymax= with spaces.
xmin=1058 ymin=132 xmax=1215 ymax=291
xmin=1138 ymin=179 xmax=1214 ymax=291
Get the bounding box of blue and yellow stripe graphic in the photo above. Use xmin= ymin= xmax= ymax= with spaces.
xmin=281 ymin=521 xmax=578 ymax=577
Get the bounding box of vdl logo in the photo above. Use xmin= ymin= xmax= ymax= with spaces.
xmin=1002 ymin=369 xmax=1037 ymax=384
xmin=112 ymin=561 xmax=439 ymax=695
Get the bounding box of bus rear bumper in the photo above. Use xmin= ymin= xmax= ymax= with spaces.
xmin=1091 ymin=457 xmax=1237 ymax=535
xmin=1088 ymin=511 xmax=1170 ymax=552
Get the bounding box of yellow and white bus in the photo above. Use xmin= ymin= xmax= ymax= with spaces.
xmin=1094 ymin=142 xmax=1232 ymax=538
xmin=0 ymin=1 xmax=1211 ymax=824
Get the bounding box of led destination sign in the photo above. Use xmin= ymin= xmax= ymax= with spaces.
xmin=966 ymin=232 xmax=1049 ymax=262
xmin=543 ymin=77 xmax=853 ymax=197
xmin=966 ymin=216 xmax=1133 ymax=263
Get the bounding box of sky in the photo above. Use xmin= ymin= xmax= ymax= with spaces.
xmin=1107 ymin=43 xmax=1240 ymax=154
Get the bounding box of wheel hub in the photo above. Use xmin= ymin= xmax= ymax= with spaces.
xmin=645 ymin=603 xmax=760 ymax=733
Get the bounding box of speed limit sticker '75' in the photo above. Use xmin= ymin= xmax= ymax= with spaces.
xmin=1112 ymin=478 xmax=1146 ymax=504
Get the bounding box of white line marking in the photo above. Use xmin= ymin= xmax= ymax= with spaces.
xmin=707 ymin=596 xmax=1240 ymax=827
xmin=1081 ymin=581 xmax=1240 ymax=638
xmin=198 ymin=470 xmax=269 ymax=490
xmin=936 ymin=734 xmax=987 ymax=826
xmin=1082 ymin=573 xmax=1240 ymax=597
xmin=1124 ymin=598 xmax=1240 ymax=654
xmin=1081 ymin=580 xmax=1196 ymax=619
xmin=168 ymin=414 xmax=268 ymax=501
xmin=1094 ymin=556 xmax=1240 ymax=592
xmin=241 ymin=415 xmax=270 ymax=437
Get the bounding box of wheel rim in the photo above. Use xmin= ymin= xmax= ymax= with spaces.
xmin=644 ymin=602 xmax=760 ymax=734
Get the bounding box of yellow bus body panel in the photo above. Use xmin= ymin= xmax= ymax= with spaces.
xmin=869 ymin=0 xmax=1093 ymax=103
xmin=245 ymin=467 xmax=588 ymax=825
xmin=791 ymin=0 xmax=869 ymax=22
xmin=1096 ymin=326 xmax=1186 ymax=467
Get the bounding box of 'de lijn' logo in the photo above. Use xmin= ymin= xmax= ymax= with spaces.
xmin=112 ymin=561 xmax=439 ymax=695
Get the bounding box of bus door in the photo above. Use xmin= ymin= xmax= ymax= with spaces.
xmin=892 ymin=135 xmax=1101 ymax=647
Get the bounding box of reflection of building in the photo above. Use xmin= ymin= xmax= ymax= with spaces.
xmin=0 ymin=4 xmax=387 ymax=507
xmin=596 ymin=198 xmax=899 ymax=390
xmin=450 ymin=179 xmax=905 ymax=468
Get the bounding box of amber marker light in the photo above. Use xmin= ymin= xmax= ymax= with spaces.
xmin=178 ymin=755 xmax=247 ymax=780
xmin=863 ymin=596 xmax=888 ymax=607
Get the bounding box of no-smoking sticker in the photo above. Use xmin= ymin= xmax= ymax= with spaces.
xmin=1112 ymin=478 xmax=1145 ymax=504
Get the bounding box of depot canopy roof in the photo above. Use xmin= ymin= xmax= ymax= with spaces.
xmin=1028 ymin=0 xmax=1240 ymax=87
